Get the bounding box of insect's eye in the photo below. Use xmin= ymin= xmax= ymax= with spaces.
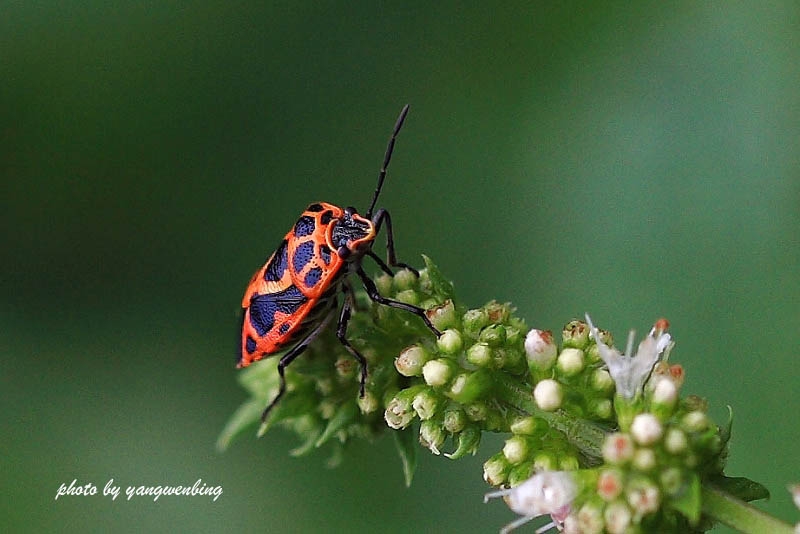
xmin=337 ymin=246 xmax=350 ymax=259
xmin=344 ymin=206 xmax=357 ymax=216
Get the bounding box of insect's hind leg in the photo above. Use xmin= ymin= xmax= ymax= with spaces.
xmin=356 ymin=266 xmax=442 ymax=337
xmin=336 ymin=286 xmax=368 ymax=397
xmin=261 ymin=309 xmax=336 ymax=422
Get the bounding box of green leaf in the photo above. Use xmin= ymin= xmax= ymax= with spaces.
xmin=707 ymin=475 xmax=770 ymax=502
xmin=216 ymin=398 xmax=264 ymax=452
xmin=422 ymin=255 xmax=455 ymax=301
xmin=670 ymin=473 xmax=702 ymax=525
xmin=393 ymin=426 xmax=418 ymax=487
xmin=315 ymin=401 xmax=357 ymax=447
xmin=289 ymin=425 xmax=324 ymax=457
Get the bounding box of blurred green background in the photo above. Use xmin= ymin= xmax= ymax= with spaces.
xmin=2 ymin=2 xmax=798 ymax=533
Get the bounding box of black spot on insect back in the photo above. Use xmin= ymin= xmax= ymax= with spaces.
xmin=306 ymin=203 xmax=324 ymax=212
xmin=318 ymin=244 xmax=332 ymax=265
xmin=294 ymin=216 xmax=316 ymax=237
xmin=264 ymin=240 xmax=289 ymax=282
xmin=248 ymin=286 xmax=308 ymax=336
xmin=304 ymin=267 xmax=323 ymax=287
xmin=293 ymin=241 xmax=315 ymax=273
xmin=321 ymin=210 xmax=334 ymax=225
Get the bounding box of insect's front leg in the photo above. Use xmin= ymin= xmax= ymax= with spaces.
xmin=356 ymin=266 xmax=441 ymax=337
xmin=370 ymin=208 xmax=419 ymax=276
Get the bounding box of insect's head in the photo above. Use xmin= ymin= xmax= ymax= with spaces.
xmin=329 ymin=206 xmax=376 ymax=261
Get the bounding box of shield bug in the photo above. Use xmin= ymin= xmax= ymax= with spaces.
xmin=238 ymin=105 xmax=441 ymax=421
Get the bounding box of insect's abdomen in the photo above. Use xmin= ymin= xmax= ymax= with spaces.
xmin=238 ymin=202 xmax=346 ymax=368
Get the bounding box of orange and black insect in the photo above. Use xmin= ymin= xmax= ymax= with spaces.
xmin=238 ymin=105 xmax=441 ymax=421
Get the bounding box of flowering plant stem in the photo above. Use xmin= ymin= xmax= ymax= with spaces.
xmin=700 ymin=485 xmax=794 ymax=534
xmin=221 ymin=256 xmax=798 ymax=533
xmin=495 ymin=373 xmax=793 ymax=533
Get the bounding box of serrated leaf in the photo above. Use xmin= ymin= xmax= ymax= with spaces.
xmin=315 ymin=401 xmax=357 ymax=448
xmin=670 ymin=473 xmax=702 ymax=525
xmin=393 ymin=426 xmax=418 ymax=487
xmin=422 ymin=255 xmax=455 ymax=301
xmin=216 ymin=398 xmax=264 ymax=452
xmin=707 ymin=475 xmax=770 ymax=502
xmin=289 ymin=425 xmax=324 ymax=457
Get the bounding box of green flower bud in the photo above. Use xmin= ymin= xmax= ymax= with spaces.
xmin=393 ymin=268 xmax=418 ymax=291
xmin=559 ymin=454 xmax=580 ymax=471
xmin=334 ymin=355 xmax=357 ymax=378
xmin=504 ymin=325 xmax=522 ymax=346
xmin=577 ymin=503 xmax=604 ymax=534
xmin=426 ymin=299 xmax=457 ymax=331
xmin=664 ymin=428 xmax=688 ymax=455
xmin=659 ymin=467 xmax=683 ymax=496
xmin=375 ymin=272 xmax=393 ymax=296
xmin=590 ymin=369 xmax=615 ymax=395
xmin=357 ymin=390 xmax=380 ymax=414
xmin=462 ymin=308 xmax=490 ymax=336
xmin=631 ymin=413 xmax=663 ymax=446
xmin=604 ymin=501 xmax=632 ymax=534
xmin=484 ymin=301 xmax=511 ymax=324
xmin=532 ymin=451 xmax=557 ymax=471
xmin=562 ymin=319 xmax=589 ymax=349
xmin=507 ymin=462 xmax=535 ymax=487
xmin=533 ymin=379 xmax=563 ymax=411
xmin=588 ymin=398 xmax=613 ymax=420
xmin=632 ymin=448 xmax=657 ymax=471
xmin=483 ymin=452 xmax=511 ymax=486
xmin=412 ymin=388 xmax=442 ymax=420
xmin=597 ymin=468 xmax=625 ymax=501
xmin=479 ymin=324 xmax=506 ymax=347
xmin=626 ymin=478 xmax=661 ymax=517
xmin=465 ymin=401 xmax=489 ymax=422
xmin=422 ymin=357 xmax=458 ymax=387
xmin=494 ymin=347 xmax=524 ymax=373
xmin=443 ymin=406 xmax=467 ymax=433
xmin=509 ymin=416 xmax=547 ymax=437
xmin=395 ymin=289 xmax=419 ymax=306
xmin=395 ymin=345 xmax=430 ymax=377
xmin=419 ymin=419 xmax=446 ymax=454
xmin=524 ymin=329 xmax=557 ymax=371
xmin=384 ymin=396 xmax=415 ymax=429
xmin=466 ymin=342 xmax=492 ymax=367
xmin=384 ymin=385 xmax=426 ymax=429
xmin=446 ymin=426 xmax=481 ymax=459
xmin=446 ymin=369 xmax=493 ymax=404
xmin=603 ymin=432 xmax=635 ymax=464
xmin=436 ymin=329 xmax=463 ymax=355
xmin=503 ymin=435 xmax=530 ymax=464
xmin=682 ymin=410 xmax=709 ymax=433
xmin=557 ymin=348 xmax=585 ymax=376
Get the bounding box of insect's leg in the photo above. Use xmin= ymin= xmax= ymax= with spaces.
xmin=342 ymin=278 xmax=362 ymax=312
xmin=262 ymin=308 xmax=336 ymax=422
xmin=370 ymin=207 xmax=419 ymax=276
xmin=366 ymin=250 xmax=394 ymax=277
xmin=356 ymin=266 xmax=441 ymax=337
xmin=335 ymin=287 xmax=368 ymax=398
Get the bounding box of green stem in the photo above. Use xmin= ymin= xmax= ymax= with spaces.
xmin=494 ymin=374 xmax=795 ymax=533
xmin=701 ymin=485 xmax=794 ymax=534
xmin=494 ymin=374 xmax=607 ymax=464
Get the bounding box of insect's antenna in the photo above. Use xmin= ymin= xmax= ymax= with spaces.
xmin=365 ymin=104 xmax=410 ymax=219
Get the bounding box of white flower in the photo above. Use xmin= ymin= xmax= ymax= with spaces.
xmin=485 ymin=471 xmax=577 ymax=533
xmin=585 ymin=314 xmax=674 ymax=399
